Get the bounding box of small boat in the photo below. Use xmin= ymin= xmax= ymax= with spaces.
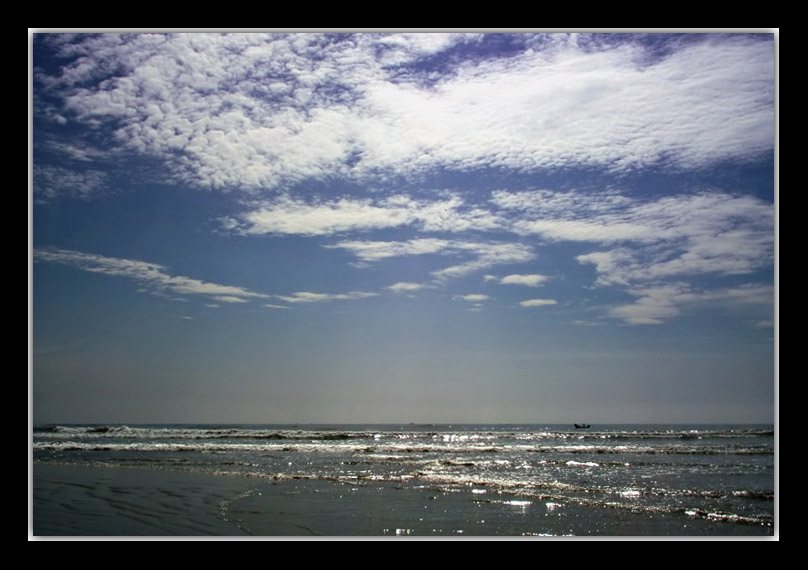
xmin=574 ymin=423 xmax=591 ymax=429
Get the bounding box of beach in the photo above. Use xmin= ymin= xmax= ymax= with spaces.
xmin=32 ymin=424 xmax=775 ymax=538
xmin=33 ymin=462 xmax=755 ymax=538
xmin=33 ymin=462 xmax=548 ymax=537
xmin=33 ymin=463 xmax=255 ymax=536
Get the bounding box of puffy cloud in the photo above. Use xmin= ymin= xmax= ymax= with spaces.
xmin=387 ymin=282 xmax=429 ymax=292
xmin=519 ymin=299 xmax=558 ymax=308
xmin=500 ymin=274 xmax=549 ymax=287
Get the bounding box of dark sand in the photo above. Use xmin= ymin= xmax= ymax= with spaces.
xmin=32 ymin=462 xmax=571 ymax=537
xmin=32 ymin=463 xmax=260 ymax=536
xmin=33 ymin=462 xmax=770 ymax=538
xmin=32 ymin=463 xmax=503 ymax=537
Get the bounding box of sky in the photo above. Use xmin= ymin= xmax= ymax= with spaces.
xmin=30 ymin=31 xmax=777 ymax=425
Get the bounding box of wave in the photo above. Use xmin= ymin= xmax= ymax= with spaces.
xmin=33 ymin=424 xmax=773 ymax=446
xmin=32 ymin=423 xmax=774 ymax=535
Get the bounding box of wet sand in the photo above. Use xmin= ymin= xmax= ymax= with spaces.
xmin=32 ymin=463 xmax=259 ymax=536
xmin=33 ymin=461 xmax=770 ymax=538
xmin=31 ymin=462 xmax=556 ymax=537
xmin=32 ymin=463 xmax=494 ymax=537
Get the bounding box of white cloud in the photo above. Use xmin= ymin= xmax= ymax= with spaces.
xmin=608 ymin=283 xmax=774 ymax=325
xmin=242 ymin=188 xmax=770 ymax=295
xmin=33 ymin=33 xmax=774 ymax=329
xmin=328 ymin=238 xmax=536 ymax=283
xmin=34 ymin=166 xmax=110 ymax=202
xmin=226 ymin=194 xmax=502 ymax=237
xmin=497 ymin=189 xmax=773 ymax=248
xmin=491 ymin=188 xmax=632 ymax=215
xmin=515 ymin=218 xmax=656 ymax=243
xmin=387 ymin=282 xmax=429 ymax=292
xmin=430 ymin=242 xmax=535 ymax=282
xmin=326 ymin=238 xmax=456 ymax=261
xmin=211 ymin=295 xmax=250 ymax=304
xmin=33 ymin=248 xmax=270 ymax=304
xmin=533 ymin=189 xmax=776 ymax=325
xmin=35 ymin=33 xmax=774 ymax=192
xmin=318 ymin=187 xmax=773 ymax=324
xmin=609 ymin=285 xmax=685 ymax=325
xmin=519 ymin=299 xmax=558 ymax=308
xmin=278 ymin=188 xmax=767 ymax=297
xmin=454 ymin=294 xmax=491 ymax=303
xmin=227 ymin=196 xmax=418 ymax=236
xmin=500 ymin=274 xmax=549 ymax=287
xmin=490 ymin=189 xmax=775 ymax=285
xmin=273 ymin=291 xmax=378 ymax=304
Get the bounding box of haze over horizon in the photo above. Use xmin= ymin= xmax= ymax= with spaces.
xmin=31 ymin=32 xmax=776 ymax=425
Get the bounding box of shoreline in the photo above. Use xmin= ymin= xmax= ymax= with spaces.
xmin=32 ymin=460 xmax=775 ymax=538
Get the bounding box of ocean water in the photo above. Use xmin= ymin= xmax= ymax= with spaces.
xmin=32 ymin=424 xmax=775 ymax=537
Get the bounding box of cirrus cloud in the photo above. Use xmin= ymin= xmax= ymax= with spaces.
xmin=273 ymin=291 xmax=379 ymax=304
xmin=33 ymin=248 xmax=270 ymax=303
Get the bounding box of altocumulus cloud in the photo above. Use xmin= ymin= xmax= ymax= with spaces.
xmin=34 ymin=33 xmax=773 ymax=193
xmin=224 ymin=194 xmax=501 ymax=237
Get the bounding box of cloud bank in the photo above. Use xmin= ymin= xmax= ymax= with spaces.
xmin=35 ymin=33 xmax=774 ymax=193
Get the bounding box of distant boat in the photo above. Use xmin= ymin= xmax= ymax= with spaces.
xmin=574 ymin=423 xmax=591 ymax=429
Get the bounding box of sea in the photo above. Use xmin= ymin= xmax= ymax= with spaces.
xmin=31 ymin=423 xmax=776 ymax=537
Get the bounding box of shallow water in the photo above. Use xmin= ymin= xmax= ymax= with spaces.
xmin=32 ymin=424 xmax=775 ymax=537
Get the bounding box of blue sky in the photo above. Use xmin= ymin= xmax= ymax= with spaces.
xmin=30 ymin=32 xmax=777 ymax=424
